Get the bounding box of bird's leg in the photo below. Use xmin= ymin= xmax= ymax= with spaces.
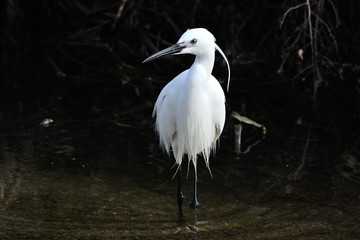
xmin=189 ymin=168 xmax=200 ymax=209
xmin=177 ymin=166 xmax=186 ymax=227
xmin=174 ymin=166 xmax=198 ymax=234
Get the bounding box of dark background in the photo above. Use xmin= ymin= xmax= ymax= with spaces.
xmin=1 ymin=0 xmax=359 ymax=167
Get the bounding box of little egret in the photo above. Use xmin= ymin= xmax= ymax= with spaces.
xmin=143 ymin=28 xmax=230 ymax=227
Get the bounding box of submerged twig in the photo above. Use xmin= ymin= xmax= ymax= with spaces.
xmin=231 ymin=112 xmax=266 ymax=132
xmin=293 ymin=124 xmax=312 ymax=180
xmin=231 ymin=111 xmax=266 ymax=154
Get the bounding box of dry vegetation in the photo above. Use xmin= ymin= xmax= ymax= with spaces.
xmin=1 ymin=0 xmax=359 ymax=162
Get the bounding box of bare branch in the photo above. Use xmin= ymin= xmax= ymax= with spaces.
xmin=112 ymin=0 xmax=128 ymax=29
xmin=280 ymin=2 xmax=307 ymax=28
xmin=327 ymin=0 xmax=340 ymax=28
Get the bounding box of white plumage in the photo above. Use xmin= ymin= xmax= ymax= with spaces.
xmin=150 ymin=28 xmax=230 ymax=173
xmin=143 ymin=28 xmax=230 ymax=210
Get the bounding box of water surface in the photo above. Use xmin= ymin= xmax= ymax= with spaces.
xmin=0 ymin=110 xmax=359 ymax=239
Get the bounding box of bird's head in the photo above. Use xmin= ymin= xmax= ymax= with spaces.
xmin=142 ymin=28 xmax=215 ymax=62
xmin=175 ymin=28 xmax=216 ymax=56
xmin=143 ymin=28 xmax=231 ymax=91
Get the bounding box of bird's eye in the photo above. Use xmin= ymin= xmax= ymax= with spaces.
xmin=190 ymin=38 xmax=197 ymax=45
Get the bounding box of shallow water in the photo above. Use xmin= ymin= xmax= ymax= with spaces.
xmin=0 ymin=110 xmax=359 ymax=240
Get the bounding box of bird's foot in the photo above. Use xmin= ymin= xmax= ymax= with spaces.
xmin=174 ymin=221 xmax=198 ymax=234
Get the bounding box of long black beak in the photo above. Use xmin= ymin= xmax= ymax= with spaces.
xmin=142 ymin=43 xmax=185 ymax=63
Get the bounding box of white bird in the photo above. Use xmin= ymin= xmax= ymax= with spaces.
xmin=143 ymin=28 xmax=230 ymax=227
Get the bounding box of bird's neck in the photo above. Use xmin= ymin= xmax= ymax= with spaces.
xmin=189 ymin=52 xmax=215 ymax=82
